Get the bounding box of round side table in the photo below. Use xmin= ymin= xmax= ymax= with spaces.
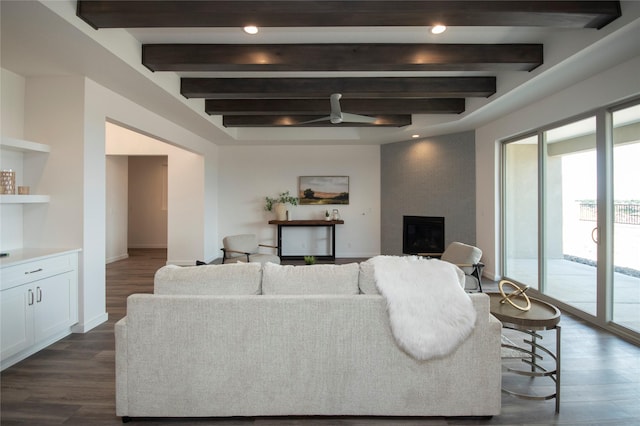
xmin=488 ymin=292 xmax=561 ymax=413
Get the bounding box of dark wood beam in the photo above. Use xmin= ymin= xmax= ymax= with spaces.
xmin=143 ymin=44 xmax=543 ymax=72
xmin=205 ymin=98 xmax=464 ymax=115
xmin=77 ymin=1 xmax=621 ymax=29
xmin=181 ymin=77 xmax=496 ymax=99
xmin=222 ymin=115 xmax=412 ymax=127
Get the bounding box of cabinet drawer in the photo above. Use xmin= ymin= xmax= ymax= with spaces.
xmin=1 ymin=254 xmax=76 ymax=290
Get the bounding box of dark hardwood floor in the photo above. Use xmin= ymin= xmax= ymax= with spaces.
xmin=2 ymin=249 xmax=639 ymax=425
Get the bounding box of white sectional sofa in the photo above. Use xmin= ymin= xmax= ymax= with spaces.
xmin=115 ymin=260 xmax=502 ymax=421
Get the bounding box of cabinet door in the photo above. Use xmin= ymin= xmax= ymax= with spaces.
xmin=1 ymin=285 xmax=34 ymax=360
xmin=33 ymin=272 xmax=75 ymax=342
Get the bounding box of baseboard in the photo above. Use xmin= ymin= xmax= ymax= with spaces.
xmin=106 ymin=253 xmax=129 ymax=264
xmin=127 ymin=244 xmax=167 ymax=249
xmin=483 ymin=269 xmax=500 ymax=282
xmin=166 ymin=259 xmax=199 ymax=266
xmin=71 ymin=312 xmax=109 ymax=333
xmin=335 ymin=253 xmax=381 ymax=259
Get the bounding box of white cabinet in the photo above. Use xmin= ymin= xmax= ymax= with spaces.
xmin=1 ymin=249 xmax=79 ymax=370
xmin=0 ymin=136 xmax=50 ymax=204
xmin=0 ymin=284 xmax=33 ymax=360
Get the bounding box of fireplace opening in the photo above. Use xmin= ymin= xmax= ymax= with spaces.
xmin=403 ymin=216 xmax=445 ymax=256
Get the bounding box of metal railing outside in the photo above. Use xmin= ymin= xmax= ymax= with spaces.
xmin=579 ymin=201 xmax=640 ymax=225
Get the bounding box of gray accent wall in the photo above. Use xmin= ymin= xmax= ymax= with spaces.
xmin=381 ymin=130 xmax=476 ymax=254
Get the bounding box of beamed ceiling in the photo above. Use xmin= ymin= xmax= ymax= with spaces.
xmin=75 ymin=1 xmax=622 ymax=129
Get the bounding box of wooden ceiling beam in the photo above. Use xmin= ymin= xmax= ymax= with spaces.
xmin=181 ymin=77 xmax=496 ymax=99
xmin=77 ymin=1 xmax=621 ymax=29
xmin=143 ymin=44 xmax=543 ymax=72
xmin=222 ymin=115 xmax=412 ymax=127
xmin=205 ymin=98 xmax=464 ymax=115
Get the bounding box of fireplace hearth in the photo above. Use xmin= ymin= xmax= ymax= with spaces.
xmin=403 ymin=216 xmax=445 ymax=256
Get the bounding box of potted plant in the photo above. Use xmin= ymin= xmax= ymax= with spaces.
xmin=264 ymin=190 xmax=299 ymax=220
xmin=304 ymin=255 xmax=316 ymax=265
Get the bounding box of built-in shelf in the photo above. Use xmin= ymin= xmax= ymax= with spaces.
xmin=0 ymin=137 xmax=50 ymax=153
xmin=1 ymin=137 xmax=51 ymax=204
xmin=0 ymin=195 xmax=50 ymax=204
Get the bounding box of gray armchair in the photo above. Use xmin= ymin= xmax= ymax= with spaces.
xmin=221 ymin=234 xmax=280 ymax=264
xmin=441 ymin=242 xmax=485 ymax=292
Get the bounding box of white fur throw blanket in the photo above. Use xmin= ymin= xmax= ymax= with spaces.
xmin=370 ymin=256 xmax=477 ymax=360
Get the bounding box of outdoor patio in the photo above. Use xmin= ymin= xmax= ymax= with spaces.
xmin=506 ymin=258 xmax=640 ymax=333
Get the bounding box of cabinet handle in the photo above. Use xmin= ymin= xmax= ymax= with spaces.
xmin=25 ymin=268 xmax=43 ymax=275
xmin=28 ymin=289 xmax=34 ymax=306
xmin=36 ymin=286 xmax=42 ymax=303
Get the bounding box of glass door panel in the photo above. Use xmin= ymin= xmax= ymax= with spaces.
xmin=504 ymin=136 xmax=539 ymax=288
xmin=544 ymin=117 xmax=597 ymax=315
xmin=612 ymin=105 xmax=640 ymax=333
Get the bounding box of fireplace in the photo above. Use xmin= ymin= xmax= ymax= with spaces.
xmin=403 ymin=216 xmax=445 ymax=256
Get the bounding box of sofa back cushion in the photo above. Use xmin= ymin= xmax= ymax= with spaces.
xmin=154 ymin=263 xmax=262 ymax=295
xmin=262 ymin=262 xmax=360 ymax=295
xmin=358 ymin=259 xmax=379 ymax=294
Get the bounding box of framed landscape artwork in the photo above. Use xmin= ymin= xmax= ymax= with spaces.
xmin=299 ymin=176 xmax=349 ymax=205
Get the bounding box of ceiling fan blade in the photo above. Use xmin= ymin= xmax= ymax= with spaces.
xmin=298 ymin=115 xmax=332 ymax=124
xmin=341 ymin=112 xmax=377 ymax=124
xmin=297 ymin=94 xmax=376 ymax=125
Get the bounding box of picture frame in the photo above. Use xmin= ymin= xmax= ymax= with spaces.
xmin=299 ymin=176 xmax=349 ymax=205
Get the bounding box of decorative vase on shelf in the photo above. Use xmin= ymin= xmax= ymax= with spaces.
xmin=265 ymin=191 xmax=299 ymax=221
xmin=274 ymin=203 xmax=287 ymax=221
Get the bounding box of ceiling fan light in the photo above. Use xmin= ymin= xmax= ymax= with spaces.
xmin=243 ymin=25 xmax=259 ymax=35
xmin=430 ymin=24 xmax=447 ymax=34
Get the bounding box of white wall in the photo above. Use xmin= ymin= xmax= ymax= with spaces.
xmin=22 ymin=75 xmax=94 ymax=330
xmin=106 ymin=155 xmax=128 ymax=263
xmin=127 ymin=156 xmax=168 ymax=249
xmin=0 ymin=70 xmax=26 ymax=250
xmin=476 ymin=55 xmax=640 ymax=280
xmin=218 ymin=145 xmax=381 ymax=258
xmin=1 ymin=69 xmax=25 ymax=138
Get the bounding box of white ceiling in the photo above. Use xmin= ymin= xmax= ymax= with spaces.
xmin=2 ymin=0 xmax=640 ymax=146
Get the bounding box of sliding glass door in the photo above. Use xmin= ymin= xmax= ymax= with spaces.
xmin=544 ymin=117 xmax=598 ymax=315
xmin=502 ymin=99 xmax=640 ymax=341
xmin=503 ymin=135 xmax=539 ymax=289
xmin=612 ymin=104 xmax=640 ymax=333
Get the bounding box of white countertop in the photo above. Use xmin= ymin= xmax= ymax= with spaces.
xmin=0 ymin=248 xmax=82 ymax=268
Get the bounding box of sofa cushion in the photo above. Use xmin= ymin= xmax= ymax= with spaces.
xmin=262 ymin=262 xmax=360 ymax=295
xmin=154 ymin=263 xmax=262 ymax=295
xmin=358 ymin=259 xmax=379 ymax=294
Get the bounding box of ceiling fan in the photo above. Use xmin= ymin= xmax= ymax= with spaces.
xmin=303 ymin=93 xmax=376 ymax=125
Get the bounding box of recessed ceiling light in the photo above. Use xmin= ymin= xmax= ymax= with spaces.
xmin=243 ymin=25 xmax=259 ymax=35
xmin=430 ymin=24 xmax=447 ymax=35
xmin=412 ymin=134 xmax=420 ymax=138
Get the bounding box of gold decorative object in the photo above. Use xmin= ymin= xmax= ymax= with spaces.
xmin=1 ymin=170 xmax=16 ymax=194
xmin=498 ymin=279 xmax=531 ymax=311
